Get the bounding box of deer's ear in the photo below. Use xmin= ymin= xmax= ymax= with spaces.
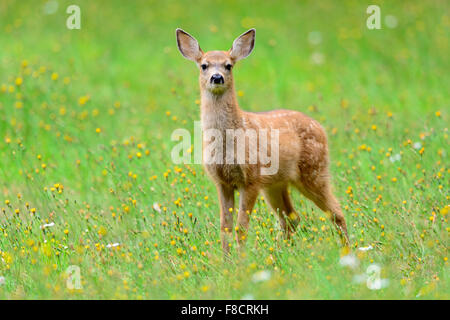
xmin=176 ymin=29 xmax=203 ymax=62
xmin=230 ymin=29 xmax=255 ymax=61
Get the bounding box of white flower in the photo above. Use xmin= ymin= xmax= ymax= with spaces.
xmin=389 ymin=153 xmax=401 ymax=162
xmin=152 ymin=202 xmax=161 ymax=213
xmin=413 ymin=142 xmax=422 ymax=150
xmin=358 ymin=245 xmax=373 ymax=252
xmin=241 ymin=294 xmax=255 ymax=300
xmin=41 ymin=222 xmax=55 ymax=229
xmin=251 ymin=270 xmax=272 ymax=283
xmin=0 ymin=276 xmax=5 ymax=285
xmin=310 ymin=52 xmax=325 ymax=65
xmin=106 ymin=243 xmax=120 ymax=248
xmin=384 ymin=15 xmax=398 ymax=29
xmin=339 ymin=254 xmax=359 ymax=269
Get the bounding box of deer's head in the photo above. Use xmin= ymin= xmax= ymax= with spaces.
xmin=176 ymin=28 xmax=255 ymax=95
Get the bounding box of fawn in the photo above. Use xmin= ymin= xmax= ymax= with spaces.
xmin=176 ymin=28 xmax=349 ymax=254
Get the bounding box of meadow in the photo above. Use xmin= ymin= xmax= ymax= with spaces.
xmin=0 ymin=0 xmax=448 ymax=299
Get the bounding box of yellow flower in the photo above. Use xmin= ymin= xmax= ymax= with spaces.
xmin=15 ymin=77 xmax=23 ymax=86
xmin=98 ymin=226 xmax=107 ymax=236
xmin=79 ymin=96 xmax=89 ymax=105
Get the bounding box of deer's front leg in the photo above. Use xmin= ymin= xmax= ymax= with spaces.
xmin=235 ymin=186 xmax=259 ymax=248
xmin=217 ymin=183 xmax=235 ymax=254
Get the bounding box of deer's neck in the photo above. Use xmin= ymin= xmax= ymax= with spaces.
xmin=200 ymin=87 xmax=243 ymax=131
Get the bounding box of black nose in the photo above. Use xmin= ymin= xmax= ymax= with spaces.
xmin=210 ymin=74 xmax=224 ymax=84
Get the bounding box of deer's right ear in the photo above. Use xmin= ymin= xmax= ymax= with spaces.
xmin=176 ymin=29 xmax=203 ymax=62
xmin=230 ymin=29 xmax=256 ymax=61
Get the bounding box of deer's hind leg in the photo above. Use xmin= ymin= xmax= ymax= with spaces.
xmin=295 ymin=172 xmax=349 ymax=245
xmin=262 ymin=184 xmax=300 ymax=236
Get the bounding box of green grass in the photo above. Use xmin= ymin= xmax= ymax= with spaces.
xmin=0 ymin=0 xmax=448 ymax=299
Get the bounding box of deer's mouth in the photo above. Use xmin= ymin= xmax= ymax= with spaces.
xmin=208 ymin=83 xmax=226 ymax=94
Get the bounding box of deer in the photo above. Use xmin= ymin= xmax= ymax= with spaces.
xmin=176 ymin=28 xmax=349 ymax=254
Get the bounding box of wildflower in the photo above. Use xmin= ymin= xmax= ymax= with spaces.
xmin=339 ymin=254 xmax=359 ymax=269
xmin=106 ymin=243 xmax=120 ymax=248
xmin=152 ymin=202 xmax=161 ymax=213
xmin=79 ymin=96 xmax=89 ymax=105
xmin=41 ymin=222 xmax=55 ymax=229
xmin=201 ymin=285 xmax=209 ymax=292
xmin=389 ymin=154 xmax=401 ymax=162
xmin=251 ymin=270 xmax=271 ymax=283
xmin=358 ymin=245 xmax=373 ymax=251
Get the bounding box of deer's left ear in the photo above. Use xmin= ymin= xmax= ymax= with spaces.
xmin=230 ymin=29 xmax=255 ymax=61
xmin=176 ymin=28 xmax=204 ymax=62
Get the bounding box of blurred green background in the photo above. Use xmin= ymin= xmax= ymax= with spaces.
xmin=0 ymin=0 xmax=448 ymax=299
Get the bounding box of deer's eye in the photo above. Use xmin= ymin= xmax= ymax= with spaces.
xmin=201 ymin=64 xmax=208 ymax=70
xmin=225 ymin=64 xmax=232 ymax=70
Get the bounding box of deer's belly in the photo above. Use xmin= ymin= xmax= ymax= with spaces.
xmin=204 ymin=163 xmax=245 ymax=186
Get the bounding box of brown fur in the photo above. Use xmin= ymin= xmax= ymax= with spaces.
xmin=176 ymin=28 xmax=349 ymax=253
